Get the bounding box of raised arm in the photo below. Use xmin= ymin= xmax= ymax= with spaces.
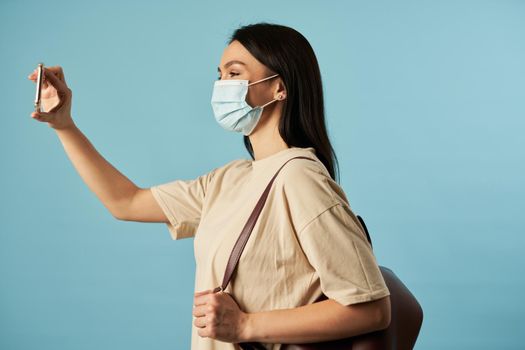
xmin=54 ymin=125 xmax=166 ymax=222
xmin=28 ymin=66 xmax=168 ymax=223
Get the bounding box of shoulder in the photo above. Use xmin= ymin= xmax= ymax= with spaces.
xmin=215 ymin=158 xmax=250 ymax=174
xmin=272 ymin=155 xmax=352 ymax=233
xmin=276 ymin=155 xmax=350 ymax=207
xmin=208 ymin=158 xmax=250 ymax=185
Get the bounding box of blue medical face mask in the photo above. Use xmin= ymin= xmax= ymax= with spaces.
xmin=211 ymin=73 xmax=280 ymax=136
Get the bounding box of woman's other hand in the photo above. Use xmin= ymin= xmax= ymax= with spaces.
xmin=193 ymin=289 xmax=251 ymax=343
xmin=27 ymin=65 xmax=75 ymax=130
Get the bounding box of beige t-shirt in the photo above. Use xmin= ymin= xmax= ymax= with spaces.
xmin=150 ymin=146 xmax=390 ymax=350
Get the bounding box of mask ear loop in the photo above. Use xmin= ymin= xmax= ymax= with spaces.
xmin=256 ymin=90 xmax=285 ymax=108
xmin=247 ymin=73 xmax=280 ymax=86
xmin=258 ymin=97 xmax=280 ymax=109
xmin=249 ymin=73 xmax=283 ymax=108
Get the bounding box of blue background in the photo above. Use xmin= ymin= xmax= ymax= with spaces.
xmin=1 ymin=0 xmax=524 ymax=349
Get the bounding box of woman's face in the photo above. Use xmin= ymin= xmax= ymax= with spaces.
xmin=217 ymin=40 xmax=285 ymax=109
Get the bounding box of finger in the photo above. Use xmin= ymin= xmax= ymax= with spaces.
xmin=43 ymin=67 xmax=68 ymax=93
xmin=27 ymin=69 xmax=39 ymax=81
xmin=193 ymin=315 xmax=207 ymax=328
xmin=192 ymin=304 xmax=209 ymax=317
xmin=194 ymin=291 xmax=213 ymax=306
xmin=197 ymin=327 xmax=210 ymax=338
xmin=194 ymin=289 xmax=213 ymax=296
xmin=46 ymin=66 xmax=68 ymax=85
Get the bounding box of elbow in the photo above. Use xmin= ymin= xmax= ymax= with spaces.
xmin=108 ymin=201 xmax=130 ymax=221
xmin=112 ymin=212 xmax=123 ymax=221
xmin=375 ymin=295 xmax=391 ymax=330
xmin=377 ymin=309 xmax=391 ymax=330
xmin=111 ymin=208 xmax=127 ymax=221
xmin=113 ymin=211 xmax=129 ymax=221
xmin=113 ymin=213 xmax=124 ymax=221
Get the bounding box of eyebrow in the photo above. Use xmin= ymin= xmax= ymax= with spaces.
xmin=217 ymin=60 xmax=246 ymax=72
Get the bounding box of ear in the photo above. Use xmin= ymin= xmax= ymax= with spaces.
xmin=274 ymin=80 xmax=287 ymax=101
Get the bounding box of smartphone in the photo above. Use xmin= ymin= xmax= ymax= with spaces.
xmin=34 ymin=63 xmax=44 ymax=112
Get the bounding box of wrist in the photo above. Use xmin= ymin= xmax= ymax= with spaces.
xmin=53 ymin=121 xmax=78 ymax=133
xmin=239 ymin=312 xmax=256 ymax=342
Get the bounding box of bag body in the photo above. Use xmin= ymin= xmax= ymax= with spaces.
xmin=239 ymin=263 xmax=423 ymax=350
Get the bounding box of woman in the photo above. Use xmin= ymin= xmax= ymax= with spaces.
xmin=28 ymin=22 xmax=391 ymax=350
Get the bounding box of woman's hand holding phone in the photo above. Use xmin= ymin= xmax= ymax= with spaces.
xmin=28 ymin=65 xmax=75 ymax=130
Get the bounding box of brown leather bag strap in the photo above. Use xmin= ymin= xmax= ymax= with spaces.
xmin=212 ymin=156 xmax=316 ymax=293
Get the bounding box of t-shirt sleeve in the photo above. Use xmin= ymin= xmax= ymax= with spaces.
xmin=296 ymin=202 xmax=390 ymax=306
xmin=150 ymin=168 xmax=216 ymax=240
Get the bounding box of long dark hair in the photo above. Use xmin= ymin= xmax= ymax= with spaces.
xmin=228 ymin=22 xmax=340 ymax=183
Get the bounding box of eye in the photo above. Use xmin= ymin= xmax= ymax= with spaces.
xmin=217 ymin=72 xmax=240 ymax=80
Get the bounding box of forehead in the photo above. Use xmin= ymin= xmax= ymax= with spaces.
xmin=218 ymin=40 xmax=265 ymax=72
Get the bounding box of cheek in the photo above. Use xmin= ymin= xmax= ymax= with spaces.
xmin=245 ymin=88 xmax=257 ymax=106
xmin=246 ymin=86 xmax=268 ymax=106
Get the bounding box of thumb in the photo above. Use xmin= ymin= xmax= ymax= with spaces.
xmin=32 ymin=111 xmax=54 ymax=122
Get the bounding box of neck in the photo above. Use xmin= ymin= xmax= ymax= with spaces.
xmin=248 ymin=104 xmax=289 ymax=161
